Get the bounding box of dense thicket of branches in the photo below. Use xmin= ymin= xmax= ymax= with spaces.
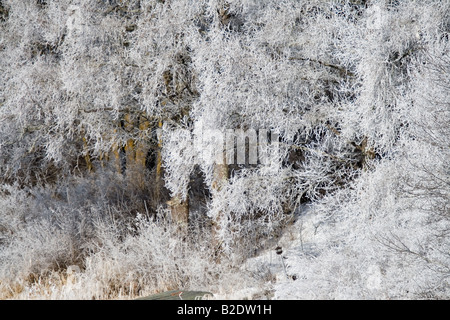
xmin=0 ymin=0 xmax=448 ymax=299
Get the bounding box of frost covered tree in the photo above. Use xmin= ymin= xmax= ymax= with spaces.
xmin=0 ymin=0 xmax=448 ymax=299
xmin=185 ymin=0 xmax=367 ymax=254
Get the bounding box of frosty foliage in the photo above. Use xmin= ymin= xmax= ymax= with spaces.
xmin=0 ymin=0 xmax=449 ymax=299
